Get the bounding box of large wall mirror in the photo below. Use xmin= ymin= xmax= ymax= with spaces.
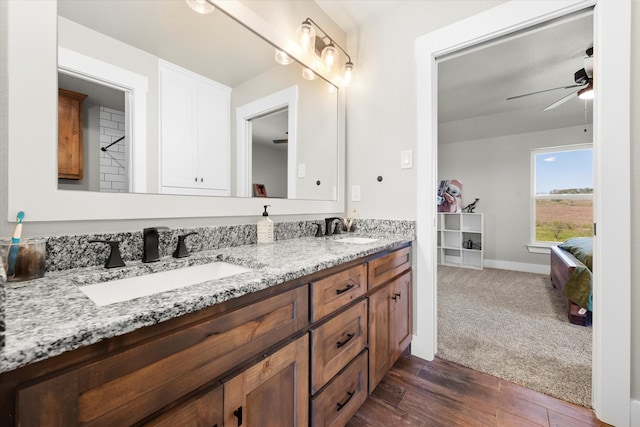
xmin=6 ymin=0 xmax=344 ymax=223
xmin=56 ymin=0 xmax=338 ymax=201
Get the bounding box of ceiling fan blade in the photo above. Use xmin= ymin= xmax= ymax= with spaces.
xmin=506 ymin=84 xmax=583 ymax=101
xmin=542 ymin=88 xmax=581 ymax=111
xmin=272 ymin=139 xmax=288 ymax=144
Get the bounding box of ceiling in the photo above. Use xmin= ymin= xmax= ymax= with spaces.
xmin=315 ymin=2 xmax=594 ymax=144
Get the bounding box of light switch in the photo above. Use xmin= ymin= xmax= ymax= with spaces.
xmin=298 ymin=163 xmax=306 ymax=178
xmin=401 ymin=150 xmax=413 ymax=169
xmin=351 ymin=185 xmax=361 ymax=202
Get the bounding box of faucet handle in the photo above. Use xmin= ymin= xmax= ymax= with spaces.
xmin=89 ymin=240 xmax=126 ymax=269
xmin=173 ymin=232 xmax=197 ymax=258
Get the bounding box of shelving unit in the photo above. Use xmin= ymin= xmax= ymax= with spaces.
xmin=437 ymin=212 xmax=484 ymax=270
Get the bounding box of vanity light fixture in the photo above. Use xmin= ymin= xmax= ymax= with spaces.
xmin=297 ymin=18 xmax=354 ymax=86
xmin=296 ymin=19 xmax=316 ymax=53
xmin=577 ymin=81 xmax=594 ymax=100
xmin=186 ymin=0 xmax=215 ymax=14
xmin=275 ymin=49 xmax=294 ymax=65
xmin=302 ymin=67 xmax=317 ymax=81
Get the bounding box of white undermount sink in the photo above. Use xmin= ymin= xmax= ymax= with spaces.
xmin=334 ymin=237 xmax=379 ymax=244
xmin=79 ymin=262 xmax=252 ymax=306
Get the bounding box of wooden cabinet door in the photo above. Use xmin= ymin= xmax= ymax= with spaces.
xmin=367 ymin=283 xmax=392 ymax=392
xmin=58 ymin=88 xmax=87 ymax=180
xmin=391 ymin=270 xmax=412 ymax=364
xmin=224 ymin=335 xmax=309 ymax=427
xmin=143 ymin=384 xmax=223 ymax=427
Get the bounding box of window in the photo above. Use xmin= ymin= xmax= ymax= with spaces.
xmin=532 ymin=145 xmax=593 ymax=244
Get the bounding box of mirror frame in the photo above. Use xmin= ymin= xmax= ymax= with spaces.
xmin=6 ymin=0 xmax=345 ymax=222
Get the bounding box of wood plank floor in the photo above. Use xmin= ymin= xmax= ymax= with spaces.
xmin=347 ymin=355 xmax=609 ymax=427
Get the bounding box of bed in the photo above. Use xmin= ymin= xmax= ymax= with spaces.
xmin=550 ymin=237 xmax=593 ymax=326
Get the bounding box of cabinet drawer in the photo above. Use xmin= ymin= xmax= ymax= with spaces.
xmin=310 ymin=299 xmax=367 ymax=394
xmin=311 ymin=349 xmax=368 ymax=427
xmin=143 ymin=384 xmax=223 ymax=427
xmin=310 ymin=263 xmax=367 ymax=322
xmin=368 ymin=246 xmax=411 ymax=291
xmin=16 ymin=286 xmax=308 ymax=426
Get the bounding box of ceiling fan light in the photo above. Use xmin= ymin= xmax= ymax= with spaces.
xmin=185 ymin=0 xmax=214 ymax=14
xmin=275 ymin=49 xmax=293 ymax=65
xmin=578 ymin=82 xmax=594 ymax=100
xmin=297 ymin=20 xmax=316 ymax=53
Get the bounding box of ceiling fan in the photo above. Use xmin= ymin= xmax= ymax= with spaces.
xmin=273 ymin=131 xmax=288 ymax=144
xmin=507 ymin=47 xmax=593 ymax=111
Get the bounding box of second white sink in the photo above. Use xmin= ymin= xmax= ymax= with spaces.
xmin=80 ymin=262 xmax=252 ymax=306
xmin=334 ymin=237 xmax=379 ymax=244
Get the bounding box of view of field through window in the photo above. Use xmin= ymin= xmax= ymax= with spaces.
xmin=534 ymin=147 xmax=593 ymax=242
xmin=536 ymin=199 xmax=593 ymax=242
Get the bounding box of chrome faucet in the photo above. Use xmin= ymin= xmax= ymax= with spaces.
xmin=142 ymin=227 xmax=169 ymax=263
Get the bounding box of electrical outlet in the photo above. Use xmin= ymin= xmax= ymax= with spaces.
xmin=351 ymin=185 xmax=361 ymax=202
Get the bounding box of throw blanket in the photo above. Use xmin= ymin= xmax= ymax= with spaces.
xmin=558 ymin=237 xmax=593 ymax=311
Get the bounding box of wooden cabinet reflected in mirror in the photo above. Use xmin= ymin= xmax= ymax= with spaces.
xmin=58 ymin=88 xmax=87 ymax=180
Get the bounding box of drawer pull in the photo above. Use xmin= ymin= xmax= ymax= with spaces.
xmin=336 ymin=332 xmax=355 ymax=348
xmin=336 ymin=282 xmax=356 ymax=295
xmin=392 ymin=292 xmax=401 ymax=301
xmin=234 ymin=406 xmax=243 ymax=426
xmin=336 ymin=390 xmax=355 ymax=412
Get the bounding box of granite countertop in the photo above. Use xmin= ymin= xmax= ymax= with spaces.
xmin=0 ymin=233 xmax=412 ymax=373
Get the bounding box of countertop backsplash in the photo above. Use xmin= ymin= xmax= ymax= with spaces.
xmin=0 ymin=256 xmax=5 ymax=349
xmin=42 ymin=219 xmax=415 ymax=272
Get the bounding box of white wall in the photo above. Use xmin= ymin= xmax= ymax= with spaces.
xmin=252 ymin=144 xmax=287 ymax=198
xmin=438 ymin=125 xmax=592 ymax=268
xmin=345 ymin=1 xmax=505 ymax=219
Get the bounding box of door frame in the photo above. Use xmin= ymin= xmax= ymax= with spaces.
xmin=414 ymin=1 xmax=631 ymax=425
xmin=236 ymin=86 xmax=298 ymax=198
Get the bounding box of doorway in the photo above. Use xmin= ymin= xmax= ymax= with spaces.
xmin=434 ymin=10 xmax=594 ymax=407
xmin=414 ymin=1 xmax=631 ymax=425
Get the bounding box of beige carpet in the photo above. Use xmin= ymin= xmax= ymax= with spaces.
xmin=437 ymin=266 xmax=592 ymax=407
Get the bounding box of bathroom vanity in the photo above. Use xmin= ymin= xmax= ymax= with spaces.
xmin=0 ymin=235 xmax=412 ymax=426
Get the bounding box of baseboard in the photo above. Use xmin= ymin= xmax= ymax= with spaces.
xmin=484 ymin=259 xmax=550 ymax=275
xmin=631 ymin=399 xmax=640 ymax=427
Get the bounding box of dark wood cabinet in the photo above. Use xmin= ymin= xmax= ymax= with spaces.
xmin=58 ymin=88 xmax=87 ymax=180
xmin=310 ymin=299 xmax=367 ymax=393
xmin=142 ymin=384 xmax=223 ymax=427
xmin=311 ymin=349 xmax=368 ymax=427
xmin=368 ymin=266 xmax=412 ymax=391
xmin=224 ymin=335 xmax=309 ymax=427
xmin=15 ymin=286 xmax=308 ymax=426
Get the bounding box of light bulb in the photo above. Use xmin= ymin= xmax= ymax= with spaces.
xmin=343 ymin=62 xmax=353 ymax=86
xmin=185 ymin=0 xmax=214 ymax=14
xmin=275 ymin=49 xmax=293 ymax=65
xmin=302 ymin=67 xmax=316 ymax=81
xmin=321 ymin=44 xmax=338 ymax=72
xmin=297 ymin=21 xmax=316 ymax=53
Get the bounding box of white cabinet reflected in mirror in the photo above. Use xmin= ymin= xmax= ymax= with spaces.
xmin=56 ymin=0 xmax=339 ymax=201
